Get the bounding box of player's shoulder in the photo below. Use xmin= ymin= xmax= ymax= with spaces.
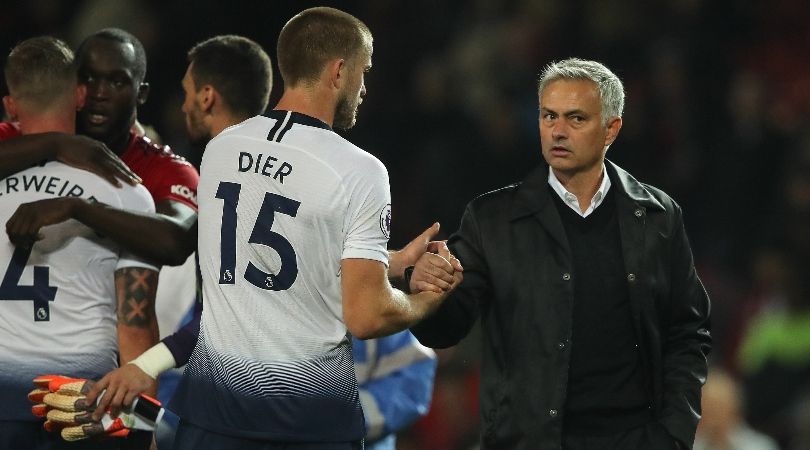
xmin=283 ymin=116 xmax=386 ymax=177
xmin=218 ymin=115 xmax=267 ymax=138
xmin=348 ymin=142 xmax=387 ymax=176
xmin=216 ymin=112 xmax=386 ymax=175
xmin=0 ymin=121 xmax=21 ymax=140
xmin=92 ymin=180 xmax=154 ymax=212
xmin=114 ymin=182 xmax=155 ymax=212
xmin=33 ymin=161 xmax=154 ymax=211
xmin=322 ymin=133 xmax=387 ymax=185
xmin=126 ymin=133 xmax=195 ymax=169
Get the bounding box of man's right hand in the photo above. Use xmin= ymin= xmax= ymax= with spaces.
xmin=30 ymin=374 xmax=161 ymax=444
xmin=409 ymin=242 xmax=463 ymax=294
xmin=85 ymin=364 xmax=156 ymax=421
xmin=56 ymin=135 xmax=140 ymax=187
xmin=5 ymin=197 xmax=83 ymax=247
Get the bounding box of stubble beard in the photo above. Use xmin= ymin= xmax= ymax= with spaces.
xmin=333 ymin=94 xmax=359 ymax=130
xmin=185 ymin=109 xmax=210 ymax=146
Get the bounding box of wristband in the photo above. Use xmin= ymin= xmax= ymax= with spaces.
xmin=129 ymin=342 xmax=176 ymax=379
xmin=403 ymin=265 xmax=415 ymax=294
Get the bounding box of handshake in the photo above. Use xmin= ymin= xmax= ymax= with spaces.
xmin=28 ymin=374 xmax=163 ymax=442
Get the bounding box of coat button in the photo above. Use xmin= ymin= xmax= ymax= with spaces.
xmin=627 ymin=273 xmax=636 ymax=282
xmin=562 ymin=273 xmax=571 ymax=281
xmin=549 ymin=409 xmax=558 ymax=417
xmin=557 ymin=341 xmax=566 ymax=350
xmin=634 ymin=209 xmax=643 ymax=218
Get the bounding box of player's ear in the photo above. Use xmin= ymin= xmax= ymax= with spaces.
xmin=327 ymin=58 xmax=345 ymax=90
xmin=136 ymin=82 xmax=150 ymax=106
xmin=75 ymin=84 xmax=87 ymax=110
xmin=2 ymin=96 xmax=18 ymax=121
xmin=200 ymin=85 xmax=215 ymax=113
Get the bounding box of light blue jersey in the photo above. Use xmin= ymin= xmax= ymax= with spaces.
xmin=353 ymin=331 xmax=437 ymax=450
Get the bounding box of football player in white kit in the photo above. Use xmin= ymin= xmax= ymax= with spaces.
xmin=0 ymin=37 xmax=159 ymax=450
xmin=169 ymin=7 xmax=462 ymax=450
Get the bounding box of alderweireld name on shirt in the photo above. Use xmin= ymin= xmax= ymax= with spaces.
xmin=0 ymin=173 xmax=95 ymax=200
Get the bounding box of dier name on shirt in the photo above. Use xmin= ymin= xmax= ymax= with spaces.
xmin=238 ymin=151 xmax=293 ymax=184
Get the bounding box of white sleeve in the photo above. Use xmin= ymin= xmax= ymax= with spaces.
xmin=112 ymin=184 xmax=160 ymax=272
xmin=341 ymin=156 xmax=391 ymax=266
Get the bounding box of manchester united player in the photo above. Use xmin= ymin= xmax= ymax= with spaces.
xmin=0 ymin=35 xmax=158 ymax=450
xmin=1 ymin=28 xmax=199 ymax=267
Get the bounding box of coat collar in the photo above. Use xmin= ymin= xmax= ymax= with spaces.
xmin=510 ymin=159 xmax=665 ymax=221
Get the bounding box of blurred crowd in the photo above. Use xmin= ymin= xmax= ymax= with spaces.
xmin=3 ymin=0 xmax=810 ymax=448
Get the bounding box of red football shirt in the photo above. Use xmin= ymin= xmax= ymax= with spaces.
xmin=0 ymin=123 xmax=199 ymax=210
xmin=0 ymin=122 xmax=21 ymax=140
xmin=119 ymin=133 xmax=199 ymax=210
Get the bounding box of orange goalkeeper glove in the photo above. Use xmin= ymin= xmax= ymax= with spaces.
xmin=28 ymin=374 xmax=163 ymax=441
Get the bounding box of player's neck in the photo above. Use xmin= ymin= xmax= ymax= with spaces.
xmin=105 ymin=129 xmax=133 ymax=156
xmin=274 ymin=88 xmax=335 ymax=127
xmin=212 ymin=113 xmax=247 ymax=138
xmin=17 ymin=111 xmax=75 ymax=135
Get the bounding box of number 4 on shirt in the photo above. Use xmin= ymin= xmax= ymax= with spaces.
xmin=0 ymin=246 xmax=58 ymax=321
xmin=215 ymin=181 xmax=301 ymax=291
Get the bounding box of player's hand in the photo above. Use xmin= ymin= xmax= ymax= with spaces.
xmin=29 ymin=374 xmax=161 ymax=442
xmin=85 ymin=364 xmax=157 ymax=421
xmin=5 ymin=197 xmax=82 ymax=247
xmin=28 ymin=374 xmax=124 ymax=441
xmin=55 ymin=134 xmax=141 ymax=187
xmin=411 ymin=244 xmax=463 ymax=315
xmin=409 ymin=242 xmax=463 ymax=294
xmin=390 ymin=222 xmax=450 ymax=278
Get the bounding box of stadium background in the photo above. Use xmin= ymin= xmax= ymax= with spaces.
xmin=3 ymin=0 xmax=810 ymax=448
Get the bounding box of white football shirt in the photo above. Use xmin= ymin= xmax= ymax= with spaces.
xmin=0 ymin=161 xmax=156 ymax=420
xmin=172 ymin=110 xmax=391 ymax=441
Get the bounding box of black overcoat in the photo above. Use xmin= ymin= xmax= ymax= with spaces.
xmin=412 ymin=160 xmax=711 ymax=450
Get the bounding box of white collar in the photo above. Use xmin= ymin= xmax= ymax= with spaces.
xmin=547 ymin=165 xmax=611 ymax=217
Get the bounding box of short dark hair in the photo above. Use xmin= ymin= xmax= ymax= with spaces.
xmin=187 ymin=35 xmax=272 ymax=118
xmin=4 ymin=36 xmax=75 ymax=108
xmin=76 ymin=28 xmax=147 ymax=83
xmin=277 ymin=7 xmax=372 ymax=88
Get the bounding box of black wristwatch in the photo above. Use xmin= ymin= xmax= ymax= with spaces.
xmin=403 ymin=265 xmax=415 ymax=294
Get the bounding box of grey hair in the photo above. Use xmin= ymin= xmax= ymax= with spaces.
xmin=537 ymin=58 xmax=624 ymax=125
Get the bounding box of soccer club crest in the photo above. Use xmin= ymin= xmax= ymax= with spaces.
xmin=379 ymin=204 xmax=392 ymax=239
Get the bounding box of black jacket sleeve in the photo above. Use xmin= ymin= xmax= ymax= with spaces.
xmin=411 ymin=203 xmax=490 ymax=348
xmin=660 ymin=203 xmax=712 ymax=448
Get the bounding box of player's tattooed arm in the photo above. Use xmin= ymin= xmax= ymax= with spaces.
xmin=82 ymin=268 xmax=164 ymax=422
xmin=115 ymin=267 xmax=160 ymax=367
